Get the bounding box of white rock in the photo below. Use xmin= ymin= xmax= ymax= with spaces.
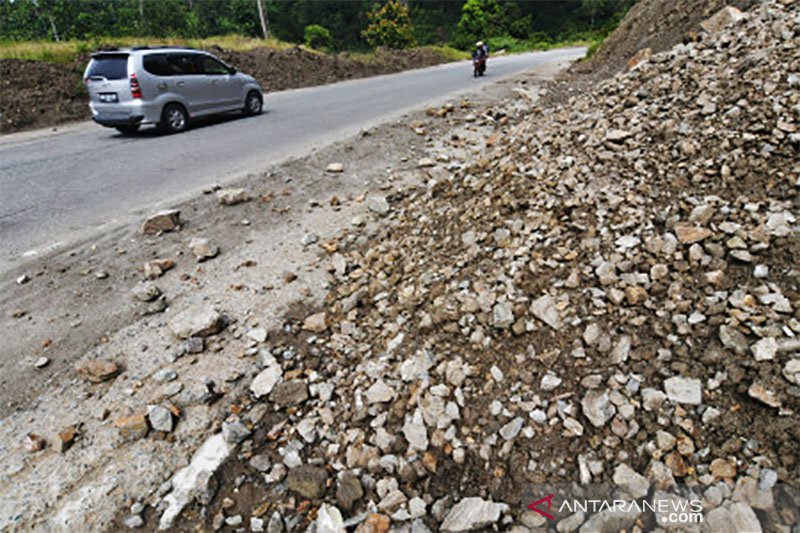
xmin=309 ymin=503 xmax=345 ymax=533
xmin=612 ymin=463 xmax=650 ymax=499
xmin=641 ymin=388 xmax=667 ymax=411
xmin=664 ymin=376 xmax=703 ymax=405
xmin=611 ymin=335 xmax=631 ymax=364
xmin=216 ymin=188 xmax=248 ymax=206
xmin=530 ymin=295 xmax=561 ymax=330
xmin=247 ymin=328 xmax=268 ymax=343
xmin=581 ymin=389 xmax=616 ymax=427
xmin=440 ymin=498 xmax=509 ymax=532
xmin=783 ymin=359 xmax=800 ymax=385
xmin=578 ymin=506 xmax=639 ymax=533
xmin=158 ymin=434 xmax=235 ymax=529
xmin=492 ymin=302 xmax=514 ymax=328
xmin=615 ymin=235 xmax=640 ymax=250
xmin=751 ymin=337 xmax=778 ymax=362
xmin=366 ymin=380 xmax=395 ymax=404
xmin=367 ymin=195 xmax=390 ymax=215
xmin=490 ymin=365 xmax=504 ymax=382
xmin=147 ymin=405 xmax=174 ymax=433
xmin=563 ymin=417 xmax=584 ymax=436
xmin=250 ymin=517 xmax=264 ymax=532
xmin=582 ymin=323 xmax=601 ymax=346
xmin=403 ymin=409 xmax=428 ymax=452
xmin=409 ymin=497 xmax=427 ymax=519
xmin=188 ymin=237 xmax=219 ymax=261
xmin=169 ymin=306 xmax=225 ymax=339
xmin=499 ymin=417 xmax=523 ymax=441
xmin=557 ymin=511 xmax=585 ymax=533
xmin=705 ymin=502 xmax=762 ymax=533
xmin=301 ymin=233 xmax=319 ymax=246
xmin=250 ymin=365 xmax=283 ymax=398
xmin=595 ymin=261 xmax=619 ymax=286
xmin=605 ymin=129 xmax=631 ymax=142
xmin=700 ymin=6 xmax=745 ymax=34
xmin=540 ymin=372 xmax=562 ymax=391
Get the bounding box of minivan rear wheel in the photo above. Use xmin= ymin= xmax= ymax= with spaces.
xmin=244 ymin=91 xmax=262 ymax=116
xmin=161 ymin=103 xmax=188 ymax=134
xmin=115 ymin=125 xmax=140 ymax=135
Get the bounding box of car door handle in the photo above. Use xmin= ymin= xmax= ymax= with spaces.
xmin=176 ymin=81 xmax=185 ymax=87
xmin=211 ymin=79 xmax=218 ymax=85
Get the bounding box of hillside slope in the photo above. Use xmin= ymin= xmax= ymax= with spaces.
xmin=574 ymin=0 xmax=760 ymax=78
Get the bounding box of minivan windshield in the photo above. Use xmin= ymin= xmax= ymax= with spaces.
xmin=86 ymin=54 xmax=128 ymax=80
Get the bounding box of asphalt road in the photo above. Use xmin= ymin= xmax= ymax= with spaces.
xmin=0 ymin=47 xmax=584 ymax=271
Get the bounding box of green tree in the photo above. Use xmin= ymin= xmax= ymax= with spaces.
xmin=304 ymin=24 xmax=332 ymax=50
xmin=452 ymin=0 xmax=509 ymax=49
xmin=362 ymin=0 xmax=416 ymax=49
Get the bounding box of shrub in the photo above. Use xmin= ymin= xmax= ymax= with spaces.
xmin=586 ymin=39 xmax=603 ymax=59
xmin=304 ymin=24 xmax=332 ymax=50
xmin=485 ymin=35 xmax=518 ymax=53
xmin=362 ymin=0 xmax=416 ymax=50
xmin=452 ymin=0 xmax=509 ymax=50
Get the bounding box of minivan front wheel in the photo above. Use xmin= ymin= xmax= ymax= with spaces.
xmin=244 ymin=91 xmax=262 ymax=116
xmin=161 ymin=103 xmax=188 ymax=134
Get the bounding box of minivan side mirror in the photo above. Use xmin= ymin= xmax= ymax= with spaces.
xmin=227 ymin=67 xmax=237 ymax=75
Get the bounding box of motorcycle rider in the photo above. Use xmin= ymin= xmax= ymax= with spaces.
xmin=472 ymin=40 xmax=489 ymax=76
xmin=472 ymin=40 xmax=489 ymax=61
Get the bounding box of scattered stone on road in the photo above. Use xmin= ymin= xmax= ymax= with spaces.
xmin=169 ymin=306 xmax=226 ymax=339
xmin=75 ymin=359 xmax=121 ymax=383
xmin=142 ymin=209 xmax=181 ymax=235
xmin=217 ymin=188 xmax=249 ymax=206
xmin=188 ymin=237 xmax=219 ymax=261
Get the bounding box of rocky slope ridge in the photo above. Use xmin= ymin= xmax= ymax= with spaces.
xmin=180 ymin=1 xmax=798 ymax=531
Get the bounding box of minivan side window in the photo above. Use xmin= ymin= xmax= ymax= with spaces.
xmin=165 ymin=54 xmax=201 ymax=75
xmin=87 ymin=54 xmax=129 ymax=80
xmin=143 ymin=54 xmax=171 ymax=77
xmin=199 ymin=55 xmax=231 ymax=75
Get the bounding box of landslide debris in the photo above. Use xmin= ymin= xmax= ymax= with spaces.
xmin=168 ymin=1 xmax=798 ymax=531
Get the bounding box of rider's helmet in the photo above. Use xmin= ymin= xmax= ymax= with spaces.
xmin=476 ymin=41 xmax=484 ymax=47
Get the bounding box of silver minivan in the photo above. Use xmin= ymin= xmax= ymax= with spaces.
xmin=83 ymin=47 xmax=263 ymax=134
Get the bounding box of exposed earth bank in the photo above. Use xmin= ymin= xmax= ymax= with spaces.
xmin=0 ymin=46 xmax=457 ymax=134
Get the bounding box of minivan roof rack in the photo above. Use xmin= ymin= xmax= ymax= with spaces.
xmin=92 ymin=45 xmax=197 ymax=55
xmin=130 ymin=45 xmax=197 ymax=50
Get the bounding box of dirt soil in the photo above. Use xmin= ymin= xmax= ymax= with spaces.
xmin=567 ymin=0 xmax=760 ymax=81
xmin=0 ymin=46 xmax=455 ymax=135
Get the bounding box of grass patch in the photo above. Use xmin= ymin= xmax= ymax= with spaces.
xmin=0 ymin=37 xmax=466 ymax=67
xmin=341 ymin=45 xmax=467 ymax=65
xmin=424 ymin=45 xmax=470 ymax=62
xmin=585 ymin=38 xmax=604 ymax=59
xmin=0 ymin=35 xmax=293 ymax=63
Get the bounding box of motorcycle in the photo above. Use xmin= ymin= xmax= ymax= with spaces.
xmin=473 ymin=55 xmax=486 ymax=77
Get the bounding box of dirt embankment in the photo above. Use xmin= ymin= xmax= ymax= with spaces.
xmin=574 ymin=0 xmax=760 ymax=79
xmin=0 ymin=46 xmax=454 ymax=134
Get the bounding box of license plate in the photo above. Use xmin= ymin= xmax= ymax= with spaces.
xmin=98 ymin=93 xmax=118 ymax=103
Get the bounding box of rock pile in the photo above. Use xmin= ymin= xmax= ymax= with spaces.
xmin=159 ymin=2 xmax=798 ymax=531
